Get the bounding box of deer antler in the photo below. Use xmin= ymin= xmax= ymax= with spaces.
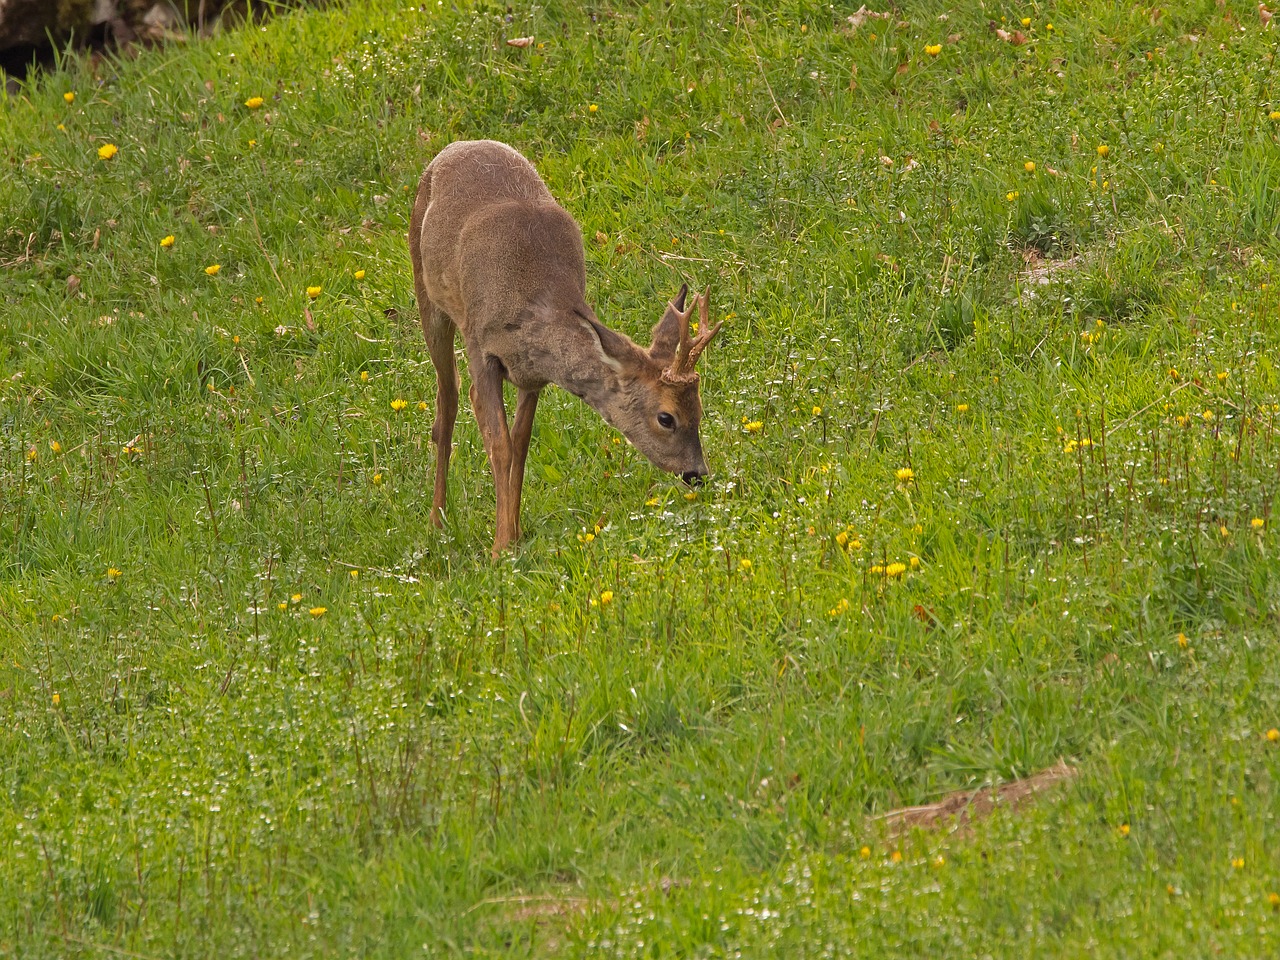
xmin=662 ymin=287 xmax=722 ymax=384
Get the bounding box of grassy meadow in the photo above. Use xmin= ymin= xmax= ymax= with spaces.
xmin=3 ymin=0 xmax=1280 ymax=954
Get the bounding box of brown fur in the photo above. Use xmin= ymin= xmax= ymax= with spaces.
xmin=409 ymin=140 xmax=721 ymax=556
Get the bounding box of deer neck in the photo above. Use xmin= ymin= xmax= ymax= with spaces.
xmin=552 ymin=315 xmax=640 ymax=429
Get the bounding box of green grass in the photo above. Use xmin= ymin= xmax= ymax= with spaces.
xmin=3 ymin=0 xmax=1280 ymax=955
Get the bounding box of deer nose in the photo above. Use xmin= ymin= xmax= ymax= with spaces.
xmin=681 ymin=470 xmax=707 ymax=487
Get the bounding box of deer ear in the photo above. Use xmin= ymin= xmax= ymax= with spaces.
xmin=648 ymin=284 xmax=690 ymax=365
xmin=585 ymin=317 xmax=638 ymax=373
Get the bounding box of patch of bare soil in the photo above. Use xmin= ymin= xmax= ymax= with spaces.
xmin=872 ymin=759 xmax=1078 ymax=838
xmin=1020 ymin=249 xmax=1086 ymax=287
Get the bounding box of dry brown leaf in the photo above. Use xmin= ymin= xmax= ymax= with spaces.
xmin=847 ymin=5 xmax=891 ymax=30
xmin=506 ymin=36 xmax=534 ymax=48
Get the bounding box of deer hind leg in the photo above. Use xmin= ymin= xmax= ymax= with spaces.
xmin=469 ymin=355 xmax=516 ymax=557
xmin=420 ymin=303 xmax=459 ymax=529
xmin=508 ymin=388 xmax=540 ymax=542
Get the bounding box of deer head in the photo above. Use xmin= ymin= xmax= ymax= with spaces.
xmin=581 ymin=284 xmax=722 ymax=484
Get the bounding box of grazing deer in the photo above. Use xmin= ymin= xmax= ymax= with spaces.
xmin=409 ymin=140 xmax=722 ymax=557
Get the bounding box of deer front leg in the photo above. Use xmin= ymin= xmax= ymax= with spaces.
xmin=469 ymin=357 xmax=516 ymax=557
xmin=508 ymin=388 xmax=540 ymax=542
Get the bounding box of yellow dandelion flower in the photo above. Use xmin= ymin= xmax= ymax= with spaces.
xmin=1006 ymin=190 xmax=1019 ymax=201
xmin=1265 ymin=727 xmax=1280 ymax=742
xmin=278 ymin=601 xmax=288 ymax=610
xmin=1232 ymin=857 xmax=1244 ymax=869
xmin=684 ymin=490 xmax=697 ymax=501
xmin=890 ymin=850 xmax=903 ymax=863
xmin=205 ymin=264 xmax=221 ymax=276
xmin=896 ymin=467 xmax=914 ymax=482
xmin=812 ymin=405 xmax=823 ymax=416
xmin=1045 ymin=22 xmax=1054 ymax=30
xmin=933 ymin=855 xmax=946 ymax=868
xmin=744 ymin=420 xmax=763 ymax=433
xmin=391 ymin=398 xmax=408 ymax=412
xmin=306 ymin=285 xmax=322 ymax=299
xmin=836 ymin=531 xmax=850 ymax=548
xmin=859 ymin=845 xmax=871 ymax=859
xmin=56 ymin=123 xmax=65 ymax=131
xmin=350 ymin=570 xmax=359 ymax=579
xmin=64 ymin=91 xmax=75 ymax=103
xmin=1024 ymin=161 xmax=1036 ymax=173
xmin=1269 ymin=892 xmax=1280 ymax=907
xmin=50 ymin=441 xmax=62 ymax=453
xmin=1021 ymin=16 xmax=1031 ymax=26
xmin=885 ymin=562 xmax=907 ymax=578
xmin=1271 ymin=111 xmax=1280 ymax=121
xmin=645 ymin=496 xmax=660 ymax=507
xmin=1252 ymin=518 xmax=1265 ymax=529
xmin=360 ymin=371 xmax=370 ymax=382
xmin=291 ymin=593 xmax=302 ymax=603
xmin=588 ymin=103 xmax=599 ymax=113
xmin=869 ymin=564 xmax=885 ymax=575
xmin=244 ymin=96 xmax=265 ymax=109
xmin=97 ymin=143 xmax=118 ymax=160
xmin=25 ymin=447 xmax=37 ymax=462
xmin=1177 ymin=632 xmax=1189 ymax=649
xmin=309 ymin=606 xmax=326 ymax=617
xmin=829 ymin=598 xmax=850 ymax=617
xmin=956 ymin=403 xmax=969 ymax=412
xmin=354 ymin=269 xmax=366 ymax=280
xmin=107 ymin=567 xmax=122 ymax=579
xmin=160 ymin=235 xmax=175 ymax=248
xmin=372 ymin=472 xmax=383 ymax=485
xmin=52 ymin=693 xmax=60 ymax=705
xmin=739 ymin=558 xmax=752 ymax=571
xmin=925 ymin=43 xmax=942 ymax=56
xmin=1175 ymin=415 xmax=1190 ymax=427
xmin=1118 ymin=824 xmax=1130 ymax=837
xmin=909 ymin=556 xmax=920 ymax=569
xmin=1203 ymin=410 xmax=1215 ymax=421
xmin=912 ymin=523 xmax=923 ymax=535
xmin=1219 ymin=525 xmax=1230 ymax=538
xmin=600 ymin=590 xmax=614 ymax=605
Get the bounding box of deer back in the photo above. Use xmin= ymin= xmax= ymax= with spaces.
xmin=412 ymin=141 xmax=591 ymax=368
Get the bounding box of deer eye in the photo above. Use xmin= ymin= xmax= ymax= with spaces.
xmin=657 ymin=412 xmax=676 ymax=430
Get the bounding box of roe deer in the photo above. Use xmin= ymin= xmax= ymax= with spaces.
xmin=409 ymin=140 xmax=722 ymax=557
